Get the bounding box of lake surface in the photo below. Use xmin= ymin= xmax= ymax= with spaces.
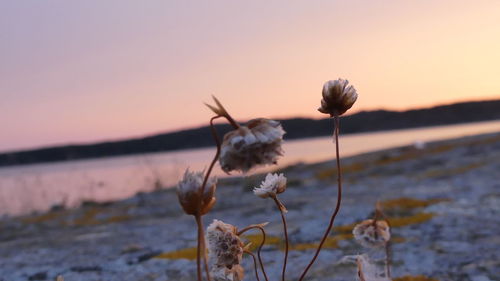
xmin=1 ymin=120 xmax=499 ymax=216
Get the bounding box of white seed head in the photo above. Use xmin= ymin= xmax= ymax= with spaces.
xmin=318 ymin=78 xmax=358 ymax=116
xmin=353 ymin=219 xmax=391 ymax=249
xmin=176 ymin=169 xmax=217 ymax=215
xmin=219 ymin=118 xmax=285 ymax=173
xmin=253 ymin=173 xmax=287 ymax=198
xmin=206 ymin=220 xmax=244 ymax=275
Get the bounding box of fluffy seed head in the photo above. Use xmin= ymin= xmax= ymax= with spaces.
xmin=206 ymin=220 xmax=244 ymax=275
xmin=176 ymin=169 xmax=217 ymax=216
xmin=219 ymin=118 xmax=285 ymax=173
xmin=353 ymin=219 xmax=391 ymax=248
xmin=253 ymin=173 xmax=287 ymax=198
xmin=318 ymin=79 xmax=358 ymax=116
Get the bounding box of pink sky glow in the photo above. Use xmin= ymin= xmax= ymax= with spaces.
xmin=0 ymin=0 xmax=499 ymax=152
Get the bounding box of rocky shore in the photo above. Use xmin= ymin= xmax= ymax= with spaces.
xmin=1 ymin=132 xmax=499 ymax=281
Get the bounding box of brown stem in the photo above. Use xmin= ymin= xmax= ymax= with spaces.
xmin=195 ymin=215 xmax=203 ymax=281
xmin=237 ymin=226 xmax=269 ymax=281
xmin=194 ymin=115 xmax=223 ymax=281
xmin=272 ymin=196 xmax=289 ymax=281
xmin=196 ymin=215 xmax=211 ymax=281
xmin=244 ymin=250 xmax=261 ymax=281
xmin=298 ymin=115 xmax=343 ymax=281
xmin=200 ymin=116 xmax=223 ymax=197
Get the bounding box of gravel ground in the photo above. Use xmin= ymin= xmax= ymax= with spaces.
xmin=1 ymin=132 xmax=499 ymax=281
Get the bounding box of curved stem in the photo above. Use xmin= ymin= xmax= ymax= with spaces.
xmin=237 ymin=226 xmax=269 ymax=281
xmin=298 ymin=115 xmax=343 ymax=281
xmin=272 ymin=196 xmax=289 ymax=281
xmin=244 ymin=250 xmax=261 ymax=281
xmin=200 ymin=116 xmax=223 ymax=197
xmin=195 ymin=215 xmax=203 ymax=281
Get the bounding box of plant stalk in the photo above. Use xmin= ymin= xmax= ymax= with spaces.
xmin=238 ymin=225 xmax=269 ymax=281
xmin=244 ymin=250 xmax=261 ymax=281
xmin=272 ymin=196 xmax=289 ymax=281
xmin=298 ymin=115 xmax=343 ymax=281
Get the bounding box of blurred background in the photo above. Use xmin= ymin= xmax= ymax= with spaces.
xmin=0 ymin=0 xmax=499 ymax=216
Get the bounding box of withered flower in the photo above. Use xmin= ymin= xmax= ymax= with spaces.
xmin=318 ymin=78 xmax=358 ymax=116
xmin=206 ymin=220 xmax=245 ymax=281
xmin=219 ymin=118 xmax=285 ymax=173
xmin=353 ymin=219 xmax=391 ymax=248
xmin=176 ymin=169 xmax=216 ymax=216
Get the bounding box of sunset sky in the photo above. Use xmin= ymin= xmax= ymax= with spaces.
xmin=0 ymin=0 xmax=499 ymax=152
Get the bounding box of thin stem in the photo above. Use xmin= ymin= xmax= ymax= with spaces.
xmin=195 ymin=215 xmax=203 ymax=281
xmin=377 ymin=205 xmax=392 ymax=279
xmin=237 ymin=226 xmax=269 ymax=281
xmin=196 ymin=215 xmax=211 ymax=281
xmin=200 ymin=116 xmax=223 ymax=197
xmin=298 ymin=115 xmax=343 ymax=281
xmin=244 ymin=250 xmax=261 ymax=281
xmin=272 ymin=196 xmax=289 ymax=281
xmin=385 ymin=241 xmax=392 ymax=278
xmin=194 ymin=115 xmax=223 ymax=281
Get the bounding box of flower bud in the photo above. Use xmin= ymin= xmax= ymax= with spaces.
xmin=318 ymin=79 xmax=358 ymax=116
xmin=176 ymin=169 xmax=217 ymax=216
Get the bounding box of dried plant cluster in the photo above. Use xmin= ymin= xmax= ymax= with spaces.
xmin=176 ymin=79 xmax=395 ymax=281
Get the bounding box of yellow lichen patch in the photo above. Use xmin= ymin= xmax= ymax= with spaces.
xmin=391 ymin=236 xmax=407 ymax=243
xmin=290 ymin=233 xmax=353 ymax=251
xmin=381 ymin=198 xmax=448 ymax=211
xmin=394 ymin=275 xmax=439 ymax=281
xmin=420 ymin=162 xmax=485 ymax=179
xmin=21 ymin=211 xmax=67 ymax=224
xmin=388 ymin=213 xmax=435 ymax=227
xmin=72 ymin=208 xmax=103 ymax=226
xmin=315 ymin=162 xmax=366 ymax=180
xmin=376 ymin=143 xmax=456 ymax=166
xmin=155 ymin=247 xmax=197 ymax=260
xmin=104 ymin=215 xmax=131 ymax=224
xmin=242 ymin=234 xmax=281 ymax=251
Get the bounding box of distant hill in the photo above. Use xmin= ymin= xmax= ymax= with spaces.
xmin=0 ymin=99 xmax=499 ymax=167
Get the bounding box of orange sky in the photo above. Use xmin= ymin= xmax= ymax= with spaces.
xmin=0 ymin=0 xmax=499 ymax=152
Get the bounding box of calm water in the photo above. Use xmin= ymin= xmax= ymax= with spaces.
xmin=1 ymin=120 xmax=499 ymax=216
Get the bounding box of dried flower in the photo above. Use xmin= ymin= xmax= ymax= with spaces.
xmin=318 ymin=78 xmax=358 ymax=116
xmin=206 ymin=220 xmax=245 ymax=280
xmin=353 ymin=219 xmax=391 ymax=248
xmin=219 ymin=118 xmax=285 ymax=173
xmin=176 ymin=169 xmax=217 ymax=216
xmin=253 ymin=173 xmax=287 ymax=198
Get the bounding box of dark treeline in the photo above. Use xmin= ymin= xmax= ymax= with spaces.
xmin=1 ymin=99 xmax=499 ymax=167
